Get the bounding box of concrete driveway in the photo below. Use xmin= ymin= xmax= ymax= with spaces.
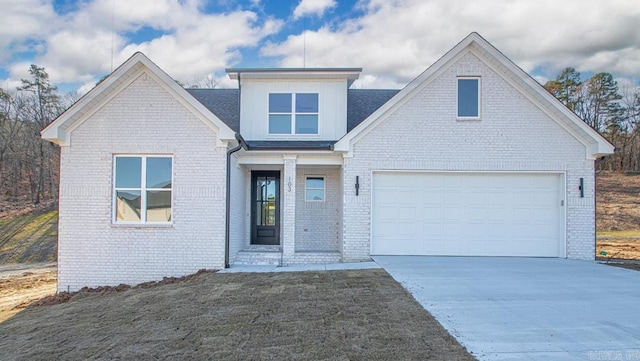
xmin=374 ymin=256 xmax=640 ymax=361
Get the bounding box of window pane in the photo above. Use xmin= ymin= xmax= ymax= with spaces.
xmin=116 ymin=190 xmax=141 ymax=221
xmin=269 ymin=93 xmax=292 ymax=112
xmin=296 ymin=114 xmax=318 ymax=134
xmin=306 ymin=189 xmax=324 ymax=201
xmin=269 ymin=114 xmax=292 ymax=134
xmin=115 ymin=157 xmax=141 ymax=188
xmin=296 ymin=93 xmax=318 ymax=113
xmin=458 ymin=79 xmax=479 ymax=117
xmin=266 ymin=178 xmax=276 ymax=200
xmin=146 ymin=190 xmax=171 ymax=222
xmin=266 ymin=201 xmax=276 ymax=225
xmin=306 ymin=177 xmax=324 ymax=189
xmin=146 ymin=157 xmax=172 ymax=188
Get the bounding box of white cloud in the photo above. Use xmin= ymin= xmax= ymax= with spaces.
xmin=0 ymin=0 xmax=57 ymax=62
xmin=2 ymin=0 xmax=638 ymax=93
xmin=265 ymin=0 xmax=640 ymax=88
xmin=293 ymin=0 xmax=337 ymax=19
xmin=2 ymin=0 xmax=282 ymax=91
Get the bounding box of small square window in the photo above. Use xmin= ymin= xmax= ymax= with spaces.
xmin=458 ymin=78 xmax=480 ymax=118
xmin=305 ymin=177 xmax=325 ymax=202
xmin=269 ymin=93 xmax=292 ymax=113
xmin=296 ymin=93 xmax=318 ymax=113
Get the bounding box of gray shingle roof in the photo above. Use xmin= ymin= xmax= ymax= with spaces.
xmin=347 ymin=89 xmax=399 ymax=131
xmin=186 ymin=88 xmax=240 ymax=132
xmin=186 ymin=88 xmax=399 ymax=135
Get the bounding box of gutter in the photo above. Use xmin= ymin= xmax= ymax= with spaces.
xmin=225 ymin=132 xmax=248 ymax=268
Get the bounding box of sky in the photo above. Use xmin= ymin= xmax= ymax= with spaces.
xmin=1 ymin=0 xmax=639 ymax=95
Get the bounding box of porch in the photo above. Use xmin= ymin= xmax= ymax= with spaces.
xmin=228 ymin=152 xmax=344 ymax=266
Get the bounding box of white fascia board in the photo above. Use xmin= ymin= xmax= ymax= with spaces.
xmin=468 ymin=38 xmax=614 ymax=158
xmin=237 ymin=155 xmax=284 ymax=165
xmin=42 ymin=52 xmax=236 ymax=146
xmin=296 ymin=155 xmax=343 ymax=166
xmin=334 ymin=35 xmax=474 ymax=153
xmin=336 ymin=32 xmax=615 ymax=159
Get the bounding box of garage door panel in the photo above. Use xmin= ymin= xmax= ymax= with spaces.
xmin=372 ymin=172 xmax=562 ymax=257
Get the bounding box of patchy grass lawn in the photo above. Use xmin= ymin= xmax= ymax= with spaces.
xmin=0 ymin=269 xmax=476 ymax=361
xmin=0 ymin=210 xmax=57 ymax=264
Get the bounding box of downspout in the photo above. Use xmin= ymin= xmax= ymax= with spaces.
xmin=224 ymin=71 xmax=245 ymax=268
xmin=225 ymin=133 xmax=248 ymax=268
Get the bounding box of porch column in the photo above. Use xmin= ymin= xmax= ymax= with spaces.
xmin=282 ymin=154 xmax=297 ymax=263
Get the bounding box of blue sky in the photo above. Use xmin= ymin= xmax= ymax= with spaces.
xmin=1 ymin=0 xmax=639 ymax=94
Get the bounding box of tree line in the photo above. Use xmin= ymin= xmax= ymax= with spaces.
xmin=544 ymin=69 xmax=640 ymax=171
xmin=0 ymin=65 xmax=66 ymax=207
xmin=1 ymin=65 xmax=639 ymax=207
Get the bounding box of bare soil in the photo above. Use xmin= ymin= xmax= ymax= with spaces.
xmin=596 ymin=172 xmax=640 ymax=262
xmin=0 ymin=264 xmax=56 ymax=323
xmin=597 ymin=172 xmax=640 ymax=232
xmin=0 ymin=269 xmax=476 ymax=361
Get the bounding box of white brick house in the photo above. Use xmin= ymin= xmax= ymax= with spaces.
xmin=43 ymin=33 xmax=613 ymax=291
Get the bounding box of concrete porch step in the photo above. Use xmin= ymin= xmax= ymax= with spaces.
xmin=233 ymin=247 xmax=282 ymax=266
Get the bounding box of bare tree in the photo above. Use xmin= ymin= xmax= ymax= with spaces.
xmin=16 ymin=65 xmax=63 ymax=205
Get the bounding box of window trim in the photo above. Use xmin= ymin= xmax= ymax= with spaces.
xmin=305 ymin=176 xmax=325 ymax=202
xmin=268 ymin=93 xmax=319 ymax=135
xmin=456 ymin=77 xmax=481 ymax=120
xmin=113 ymin=154 xmax=173 ymax=225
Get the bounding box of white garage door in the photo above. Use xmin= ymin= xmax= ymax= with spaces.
xmin=371 ymin=172 xmax=563 ymax=257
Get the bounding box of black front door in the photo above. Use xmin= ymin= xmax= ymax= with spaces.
xmin=251 ymin=171 xmax=280 ymax=245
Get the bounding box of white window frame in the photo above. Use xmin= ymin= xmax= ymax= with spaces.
xmin=305 ymin=176 xmax=325 ymax=202
xmin=456 ymin=77 xmax=481 ymax=120
xmin=268 ymin=93 xmax=319 ymax=135
xmin=113 ymin=154 xmax=173 ymax=224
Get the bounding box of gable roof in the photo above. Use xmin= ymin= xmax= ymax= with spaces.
xmin=347 ymin=89 xmax=400 ymax=132
xmin=41 ymin=52 xmax=236 ymax=146
xmin=333 ymin=32 xmax=615 ymax=159
xmin=186 ymin=88 xmax=240 ymax=132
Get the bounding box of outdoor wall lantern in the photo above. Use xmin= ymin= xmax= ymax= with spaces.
xmin=579 ymin=177 xmax=584 ymax=198
xmin=355 ymin=176 xmax=360 ymax=196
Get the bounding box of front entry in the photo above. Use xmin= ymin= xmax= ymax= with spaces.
xmin=251 ymin=171 xmax=280 ymax=245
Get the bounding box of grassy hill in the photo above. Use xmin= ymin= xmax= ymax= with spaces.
xmin=0 ymin=210 xmax=57 ymax=264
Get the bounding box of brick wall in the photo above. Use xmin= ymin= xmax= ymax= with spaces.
xmin=295 ymin=167 xmax=341 ymax=252
xmin=57 ymin=71 xmax=227 ymax=292
xmin=342 ymin=51 xmax=596 ymax=261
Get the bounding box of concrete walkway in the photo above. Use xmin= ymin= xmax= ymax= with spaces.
xmin=374 ymin=256 xmax=640 ymax=361
xmin=218 ymin=261 xmax=380 ymax=273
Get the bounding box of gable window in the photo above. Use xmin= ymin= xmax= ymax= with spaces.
xmin=457 ymin=77 xmax=480 ymax=118
xmin=305 ymin=176 xmax=325 ymax=202
xmin=114 ymin=155 xmax=172 ymax=223
xmin=269 ymin=93 xmax=318 ymax=134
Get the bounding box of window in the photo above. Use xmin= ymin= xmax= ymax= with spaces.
xmin=305 ymin=177 xmax=325 ymax=202
xmin=457 ymin=78 xmax=480 ymax=118
xmin=269 ymin=93 xmax=318 ymax=134
xmin=114 ymin=155 xmax=172 ymax=223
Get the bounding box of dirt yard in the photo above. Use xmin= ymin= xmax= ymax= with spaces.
xmin=0 ymin=269 xmax=476 ymax=361
xmin=0 ymin=263 xmax=56 ymax=323
xmin=596 ymin=172 xmax=640 ymax=261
